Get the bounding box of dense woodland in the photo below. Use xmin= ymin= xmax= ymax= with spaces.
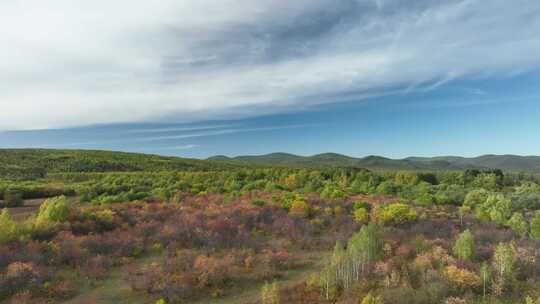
xmin=1 ymin=150 xmax=540 ymax=303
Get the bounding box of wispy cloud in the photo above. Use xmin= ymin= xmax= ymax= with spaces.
xmin=124 ymin=125 xmax=233 ymax=134
xmin=144 ymin=144 xmax=200 ymax=151
xmin=50 ymin=124 xmax=313 ymax=147
xmin=1 ymin=0 xmax=540 ymax=130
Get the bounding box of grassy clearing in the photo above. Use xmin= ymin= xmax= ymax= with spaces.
xmin=191 ymin=250 xmax=330 ymax=304
xmin=62 ymin=250 xmax=329 ymax=304
xmin=7 ymin=198 xmax=45 ymax=222
xmin=62 ymin=254 xmax=162 ymax=304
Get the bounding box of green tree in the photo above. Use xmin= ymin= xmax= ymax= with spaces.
xmin=507 ymin=212 xmax=528 ymax=238
xmin=35 ymin=196 xmax=70 ymax=227
xmin=350 ymin=179 xmax=371 ymax=194
xmin=320 ymin=184 xmax=345 ymax=200
xmin=487 ymin=194 xmax=512 ymax=225
xmin=353 ymin=208 xmax=369 ymax=224
xmin=394 ymin=171 xmax=419 ymax=186
xmin=0 ymin=209 xmax=17 ymax=244
xmin=492 ymin=242 xmax=517 ymax=294
xmin=453 ymin=229 xmax=475 ymax=261
xmin=375 ymin=181 xmax=397 ymax=195
xmin=374 ymin=203 xmax=417 ymax=226
xmin=463 ymin=189 xmax=489 ymax=208
xmin=475 ymin=194 xmax=512 ymax=225
xmin=352 ymin=201 xmax=371 ymax=211
xmin=472 ymin=173 xmax=500 ymax=190
xmin=479 ymin=262 xmax=492 ymax=298
xmin=530 ymin=211 xmax=540 ymax=240
xmin=261 ymin=281 xmax=280 ymax=304
xmin=361 ymin=292 xmax=384 ymax=304
xmin=319 ymin=264 xmax=338 ymax=300
xmin=348 ymin=223 xmax=383 ymax=280
xmin=440 ymin=171 xmax=465 ymax=186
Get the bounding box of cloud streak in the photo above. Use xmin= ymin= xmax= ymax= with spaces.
xmin=1 ymin=0 xmax=540 ymax=130
xmin=30 ymin=124 xmax=314 ymax=148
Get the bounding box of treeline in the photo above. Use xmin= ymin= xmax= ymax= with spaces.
xmin=0 ymin=149 xmax=235 ymax=180
xmin=2 ymin=166 xmax=540 ymax=208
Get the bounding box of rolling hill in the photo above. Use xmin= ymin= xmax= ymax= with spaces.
xmin=208 ymin=153 xmax=540 ymax=172
xmin=0 ymin=149 xmax=234 ymax=179
xmin=2 ymin=149 xmax=540 ymax=180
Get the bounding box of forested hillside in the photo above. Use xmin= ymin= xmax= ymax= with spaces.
xmin=0 ymin=149 xmax=233 ymax=179
xmin=209 ymin=153 xmax=540 ymax=172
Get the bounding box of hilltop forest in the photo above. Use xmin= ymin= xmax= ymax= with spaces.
xmin=1 ymin=149 xmax=540 ymax=304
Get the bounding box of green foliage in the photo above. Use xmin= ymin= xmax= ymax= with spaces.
xmin=348 ymin=223 xmax=384 ymax=264
xmin=434 ymin=184 xmax=466 ymax=205
xmin=463 ymin=189 xmax=489 ymax=208
xmin=319 ymin=264 xmax=339 ymax=300
xmin=350 ymin=179 xmax=374 ymax=194
xmin=374 ymin=203 xmax=417 ymax=226
xmin=0 ymin=209 xmax=17 ymax=244
xmin=261 ymin=281 xmax=280 ymax=304
xmin=35 ymin=196 xmax=70 ymax=227
xmin=471 ymin=173 xmax=500 ymax=190
xmin=479 ymin=262 xmax=492 ymax=298
xmin=525 ymin=296 xmax=540 ymax=304
xmin=416 ymin=192 xmax=435 ymax=206
xmin=352 ymin=200 xmax=371 ymax=211
xmin=474 ymin=194 xmax=512 ymax=225
xmin=394 ymin=171 xmax=419 ymax=186
xmin=93 ymin=209 xmax=115 ymax=223
xmin=151 ymin=187 xmax=170 ymax=200
xmin=439 ymin=171 xmax=464 ymax=186
xmin=0 ymin=149 xmax=231 ymax=178
xmin=361 ymin=292 xmax=384 ymax=304
xmin=530 ymin=211 xmax=540 ymax=240
xmin=492 ymin=242 xmax=517 ymax=294
xmin=487 ymin=194 xmax=512 ymax=225
xmin=452 ymin=229 xmax=475 ymax=261
xmin=511 ymin=192 xmax=540 ymax=210
xmin=353 ymin=208 xmax=369 ymax=224
xmin=506 ymin=212 xmax=528 ymax=238
xmin=289 ymin=199 xmax=309 ymax=217
xmin=516 ymin=182 xmax=540 ymax=194
xmin=320 ymin=184 xmax=345 ymax=200
xmin=376 ymin=181 xmax=397 ymax=195
xmin=319 ymin=224 xmax=384 ymax=299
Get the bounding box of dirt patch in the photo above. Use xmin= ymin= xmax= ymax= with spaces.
xmin=191 ymin=251 xmax=331 ymax=304
xmin=6 ymin=198 xmax=46 ymax=222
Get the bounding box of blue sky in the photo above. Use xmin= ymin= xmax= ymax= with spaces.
xmin=1 ymin=1 xmax=539 ymax=158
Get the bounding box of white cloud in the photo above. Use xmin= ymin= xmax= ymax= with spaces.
xmin=1 ymin=0 xmax=539 ymax=130
xmin=153 ymin=144 xmax=200 ymax=151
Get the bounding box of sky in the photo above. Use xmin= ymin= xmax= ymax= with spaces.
xmin=1 ymin=0 xmax=540 ymax=159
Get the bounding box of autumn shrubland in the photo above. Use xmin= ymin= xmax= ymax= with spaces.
xmin=0 ymin=150 xmax=540 ymax=303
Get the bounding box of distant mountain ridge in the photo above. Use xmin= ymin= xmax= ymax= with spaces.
xmin=0 ymin=149 xmax=235 ymax=179
xmin=1 ymin=149 xmax=539 ymax=179
xmin=207 ymin=153 xmax=540 ymax=172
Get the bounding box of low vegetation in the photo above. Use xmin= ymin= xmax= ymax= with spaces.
xmin=0 ymin=149 xmax=539 ymax=303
